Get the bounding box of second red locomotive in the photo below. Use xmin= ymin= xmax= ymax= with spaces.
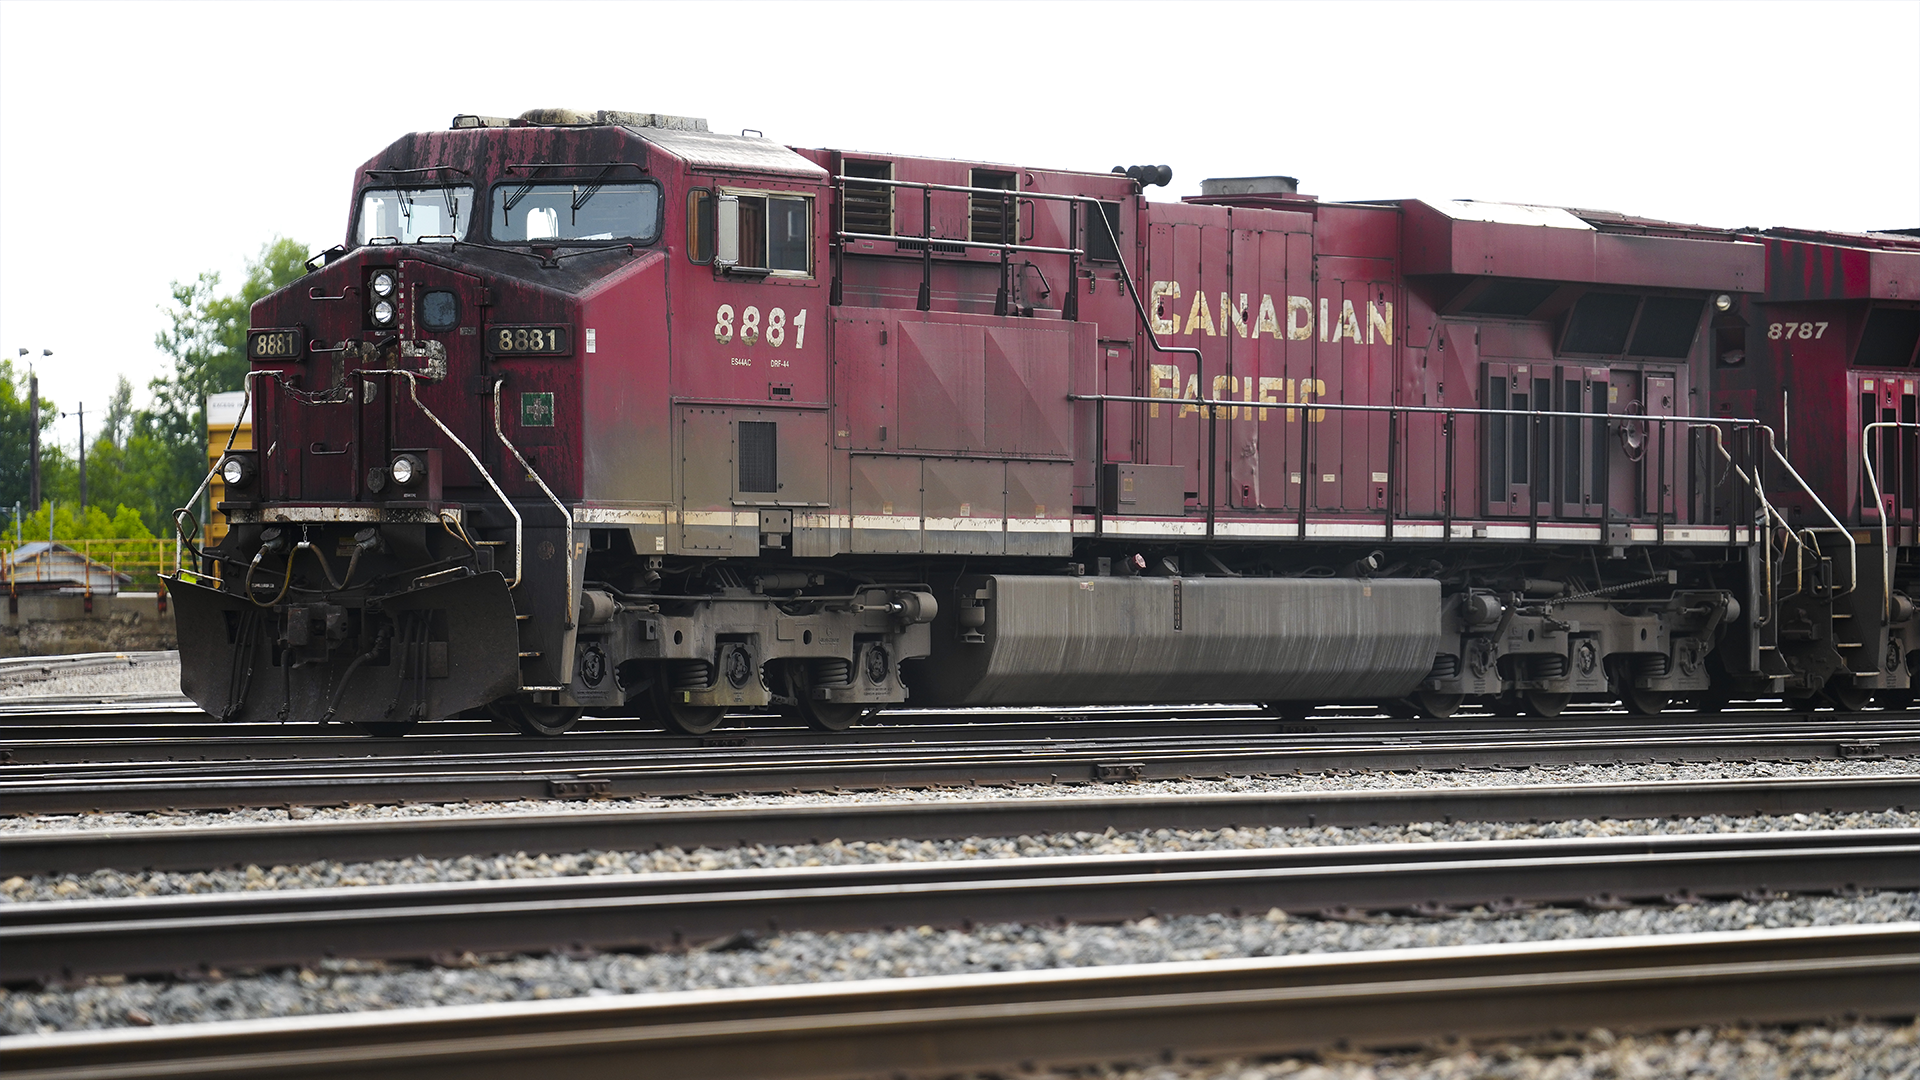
xmin=168 ymin=108 xmax=1920 ymax=734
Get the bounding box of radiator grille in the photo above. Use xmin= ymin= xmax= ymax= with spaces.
xmin=739 ymin=421 xmax=778 ymax=493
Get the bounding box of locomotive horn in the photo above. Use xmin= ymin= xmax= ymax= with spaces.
xmin=1111 ymin=165 xmax=1173 ymax=188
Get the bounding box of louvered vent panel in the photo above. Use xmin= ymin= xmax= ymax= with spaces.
xmin=970 ymin=169 xmax=1016 ymax=245
xmin=841 ymin=160 xmax=893 ymax=237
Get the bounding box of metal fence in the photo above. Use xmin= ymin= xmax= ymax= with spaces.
xmin=2 ymin=538 xmax=180 ymax=599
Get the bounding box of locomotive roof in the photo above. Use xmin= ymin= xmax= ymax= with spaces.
xmin=447 ymin=109 xmax=826 ymax=180
xmin=637 ymin=126 xmax=826 ymax=180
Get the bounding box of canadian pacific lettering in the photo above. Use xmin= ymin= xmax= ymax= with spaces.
xmin=1148 ymin=283 xmax=1391 ymax=345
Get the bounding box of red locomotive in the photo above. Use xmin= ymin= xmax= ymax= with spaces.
xmin=168 ymin=108 xmax=1920 ymax=734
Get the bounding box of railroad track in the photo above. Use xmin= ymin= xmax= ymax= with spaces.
xmin=7 ymin=775 xmax=1916 ymax=877
xmin=3 ymin=716 xmax=1911 ymax=815
xmin=7 ymin=926 xmax=1914 ymax=1080
xmin=6 ymin=829 xmax=1914 ymax=983
xmin=5 ymin=706 xmax=1914 ymax=758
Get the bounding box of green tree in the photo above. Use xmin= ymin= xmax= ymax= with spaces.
xmin=15 ymin=500 xmax=155 ymax=543
xmin=145 ymin=237 xmax=310 ymax=529
xmin=102 ymin=376 xmax=134 ymax=449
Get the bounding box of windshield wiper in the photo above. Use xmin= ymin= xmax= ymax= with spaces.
xmin=502 ymin=165 xmax=549 ymax=216
xmin=570 ymin=183 xmax=605 ymax=227
xmin=568 ymin=165 xmax=617 ymax=226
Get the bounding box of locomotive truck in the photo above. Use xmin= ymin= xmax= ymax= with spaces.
xmin=169 ymin=108 xmax=1920 ymax=735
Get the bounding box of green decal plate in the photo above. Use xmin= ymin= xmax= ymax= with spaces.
xmin=520 ymin=392 xmax=555 ymax=427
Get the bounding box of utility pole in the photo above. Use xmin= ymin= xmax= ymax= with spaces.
xmin=62 ymin=402 xmax=85 ymax=512
xmin=18 ymin=348 xmax=49 ymax=512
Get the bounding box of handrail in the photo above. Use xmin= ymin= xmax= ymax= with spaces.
xmin=1067 ymin=390 xmax=1760 ymax=425
xmin=832 ymin=175 xmax=1109 ymax=205
xmin=172 ymin=369 xmax=277 ymax=571
xmin=1693 ymin=423 xmax=1782 ymax=625
xmin=1069 ymin=390 xmax=1772 ymax=525
xmin=369 ymin=369 xmax=524 ymax=589
xmin=1762 ymin=426 xmax=1856 ymax=600
xmin=493 ymin=379 xmax=574 ymax=631
xmin=835 ymin=230 xmax=1083 ymax=258
xmin=1859 ymin=420 xmax=1919 ymax=619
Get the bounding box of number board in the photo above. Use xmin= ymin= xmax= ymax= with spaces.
xmin=490 ymin=326 xmax=572 ymax=356
xmin=247 ymin=328 xmax=304 ymax=360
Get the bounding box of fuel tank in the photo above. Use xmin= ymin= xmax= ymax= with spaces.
xmin=910 ymin=574 xmax=1444 ymax=707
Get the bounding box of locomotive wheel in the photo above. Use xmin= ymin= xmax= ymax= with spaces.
xmin=1523 ymin=691 xmax=1571 ymax=718
xmin=1622 ymin=687 xmax=1669 ymax=716
xmin=651 ymin=684 xmax=725 ymax=735
xmin=489 ymin=701 xmax=583 ymax=736
xmin=1411 ymin=692 xmax=1464 ymax=719
xmin=1485 ymin=695 xmax=1528 ymax=717
xmin=355 ymin=721 xmax=417 ymax=738
xmin=800 ymin=699 xmax=879 ymax=732
xmin=1825 ymin=682 xmax=1874 ymax=712
xmin=784 ymin=661 xmax=878 ymax=732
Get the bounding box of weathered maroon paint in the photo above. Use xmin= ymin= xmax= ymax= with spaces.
xmin=200 ymin=111 xmax=1920 ymax=726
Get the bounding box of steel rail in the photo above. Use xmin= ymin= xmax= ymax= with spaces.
xmin=6 ymin=926 xmax=1912 ymax=1080
xmin=0 ymin=696 xmax=1888 ymax=731
xmin=7 ymin=712 xmax=1914 ymax=763
xmin=2 ymin=723 xmax=1913 ymax=815
xmin=6 ymin=774 xmax=1915 ymax=878
xmin=3 ymin=831 xmax=1914 ymax=982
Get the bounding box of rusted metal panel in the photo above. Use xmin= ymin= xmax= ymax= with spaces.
xmin=728 ymin=407 xmax=831 ymax=509
xmin=1004 ymin=461 xmax=1073 ymax=556
xmin=915 ymin=575 xmax=1442 ymax=707
xmin=897 ymin=320 xmax=987 ymax=452
xmin=850 ymin=454 xmax=921 ymax=553
xmin=580 ymin=254 xmax=671 ymax=505
xmin=923 ymin=458 xmax=1005 ymax=555
xmin=831 ymin=309 xmax=895 ymax=451
xmin=983 ymin=324 xmax=1073 ymax=458
xmin=678 ymin=407 xmax=740 ymax=553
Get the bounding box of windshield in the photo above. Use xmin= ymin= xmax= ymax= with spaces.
xmin=357 ymin=186 xmax=474 ymax=245
xmin=490 ymin=181 xmax=661 ymax=243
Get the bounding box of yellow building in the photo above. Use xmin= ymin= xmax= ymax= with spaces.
xmin=205 ymin=391 xmax=252 ymax=546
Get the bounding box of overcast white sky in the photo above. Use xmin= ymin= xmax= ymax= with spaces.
xmin=2 ymin=0 xmax=1915 ymax=452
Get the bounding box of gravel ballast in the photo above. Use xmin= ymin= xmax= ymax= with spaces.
xmin=0 ymin=653 xmax=181 ymax=699
xmin=3 ymin=892 xmax=1913 ymax=1033
xmin=972 ymin=1021 xmax=1919 ymax=1080
xmin=4 ymin=809 xmax=1914 ymax=902
xmin=6 ymin=757 xmax=1915 ymax=835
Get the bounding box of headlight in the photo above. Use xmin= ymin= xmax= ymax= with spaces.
xmin=370 ymin=271 xmax=396 ymax=298
xmin=1714 ymin=293 xmax=1734 ymax=312
xmin=218 ymin=455 xmax=254 ymax=489
xmin=372 ymin=300 xmax=396 ymax=325
xmin=390 ymin=454 xmax=419 ymax=486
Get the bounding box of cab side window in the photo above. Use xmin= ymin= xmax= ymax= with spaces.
xmin=722 ymin=191 xmax=813 ymax=275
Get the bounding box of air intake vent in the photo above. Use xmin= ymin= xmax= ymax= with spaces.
xmin=841 ymin=160 xmax=893 ymax=237
xmin=970 ymin=169 xmax=1016 ymax=246
xmin=739 ymin=422 xmax=778 ymax=494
